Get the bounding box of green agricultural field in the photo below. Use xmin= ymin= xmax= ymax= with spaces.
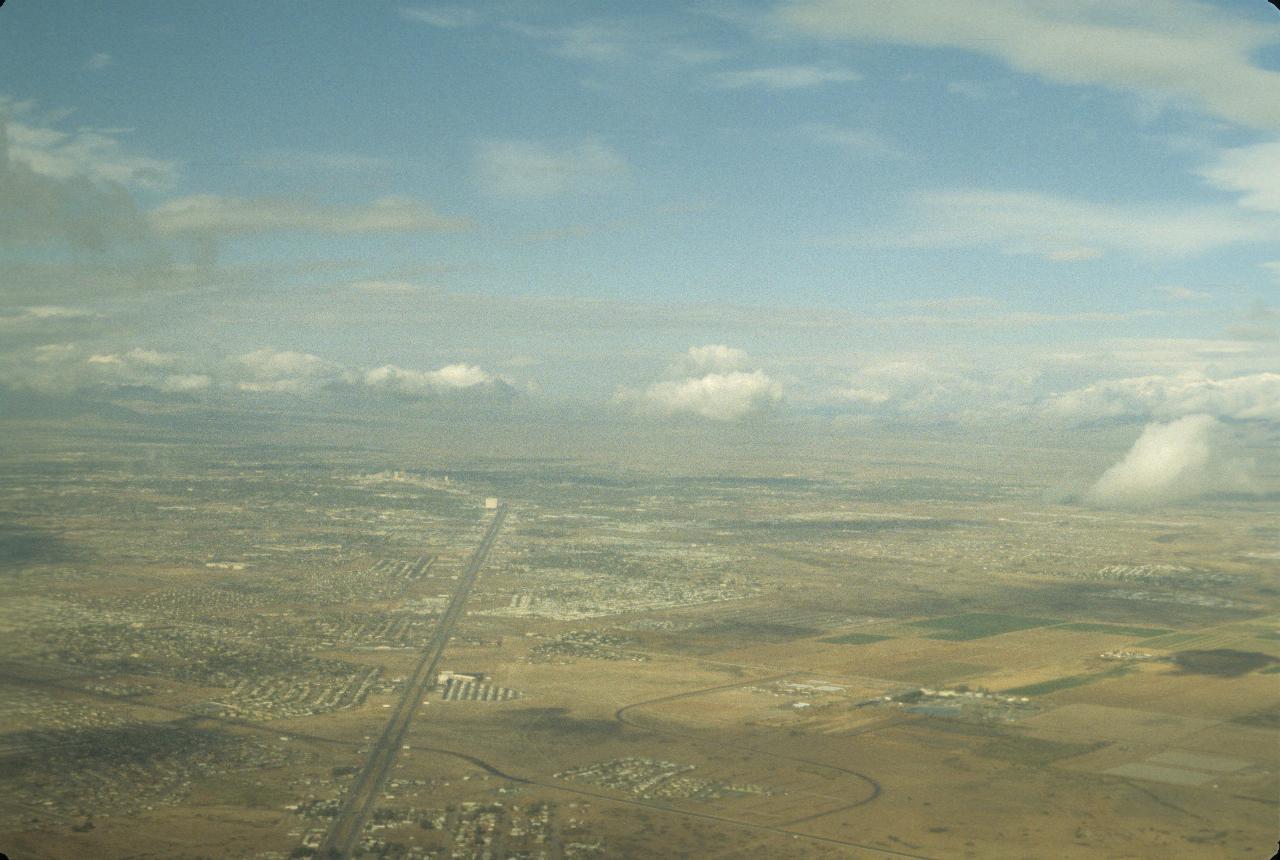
xmin=1004 ymin=667 xmax=1128 ymax=697
xmin=1058 ymin=622 xmax=1172 ymax=637
xmin=909 ymin=613 xmax=1058 ymax=641
xmin=820 ymin=632 xmax=892 ymax=645
xmin=1137 ymin=631 xmax=1204 ymax=648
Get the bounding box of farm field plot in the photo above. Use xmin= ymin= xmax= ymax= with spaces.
xmin=908 ymin=613 xmax=1060 ymax=641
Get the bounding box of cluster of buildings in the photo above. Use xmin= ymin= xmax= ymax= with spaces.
xmin=526 ymin=630 xmax=647 ymax=663
xmin=555 ymin=757 xmax=770 ymax=802
xmin=3 ymin=723 xmax=289 ymax=824
xmin=198 ymin=666 xmax=384 ymax=721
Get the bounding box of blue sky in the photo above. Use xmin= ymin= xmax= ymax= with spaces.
xmin=1 ymin=0 xmax=1278 ymax=427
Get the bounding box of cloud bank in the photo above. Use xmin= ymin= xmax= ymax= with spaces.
xmin=0 ymin=344 xmax=509 ymax=403
xmin=1044 ymin=371 xmax=1280 ymax=424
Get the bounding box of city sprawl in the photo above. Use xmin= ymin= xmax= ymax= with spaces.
xmin=0 ymin=431 xmax=1276 ymax=859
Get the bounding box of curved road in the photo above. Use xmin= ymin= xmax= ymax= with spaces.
xmin=614 ymin=674 xmax=884 ymax=813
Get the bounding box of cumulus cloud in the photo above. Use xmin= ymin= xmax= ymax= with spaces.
xmin=772 ymin=0 xmax=1280 ymax=133
xmin=363 ymin=363 xmax=506 ymax=397
xmin=1085 ymin=415 xmax=1253 ymax=508
xmin=639 ymin=370 xmax=781 ymax=420
xmin=620 ymin=345 xmax=781 ymax=420
xmin=711 ymin=65 xmax=861 ymax=90
xmin=150 ymin=194 xmax=471 ymax=237
xmin=474 ymin=138 xmax=629 ymax=198
xmin=1043 ymin=371 xmax=1280 ymax=424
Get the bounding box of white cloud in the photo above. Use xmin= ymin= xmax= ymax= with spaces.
xmin=1 ymin=342 xmax=518 ymax=402
xmin=1043 ymin=371 xmax=1280 ymax=424
xmin=18 ymin=305 xmax=95 ymax=320
xmin=149 ymin=194 xmax=472 ymax=236
xmin=4 ymin=112 xmax=176 ymax=189
xmin=158 ymin=373 xmax=211 ymax=393
xmin=0 ymin=104 xmax=167 ymax=253
xmin=637 ymin=370 xmax=782 ymax=420
xmin=853 ymin=188 xmax=1275 ymax=259
xmin=773 ymin=0 xmax=1280 ymax=132
xmin=88 ymin=347 xmax=176 ymax=367
xmin=0 ymin=344 xmax=214 ymax=396
xmin=85 ymin=53 xmax=113 ymax=71
xmin=30 ymin=343 xmax=77 ymax=363
xmin=363 ymin=363 xmax=498 ymax=396
xmin=620 ymin=345 xmax=781 ymax=420
xmin=0 ymin=306 xmax=97 ymax=329
xmin=234 ymin=348 xmax=352 ymax=394
xmin=1198 ymin=140 xmax=1280 ymax=213
xmin=711 ymin=65 xmax=861 ymax=90
xmin=1085 ymin=415 xmax=1253 ymax=508
xmin=678 ymin=344 xmax=750 ymax=374
xmin=399 ymin=5 xmax=479 ymax=29
xmin=474 ymin=138 xmax=629 ymax=198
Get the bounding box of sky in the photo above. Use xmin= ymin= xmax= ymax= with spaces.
xmin=1 ymin=0 xmax=1278 ymax=434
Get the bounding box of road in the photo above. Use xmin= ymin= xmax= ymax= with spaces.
xmin=317 ymin=504 xmax=508 ymax=859
xmin=614 ymin=673 xmax=884 ymax=812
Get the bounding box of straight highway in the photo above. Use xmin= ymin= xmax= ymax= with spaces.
xmin=317 ymin=504 xmax=508 ymax=858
